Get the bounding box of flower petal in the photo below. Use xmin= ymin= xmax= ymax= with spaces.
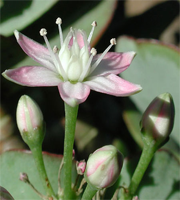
xmin=58 ymin=82 xmax=90 ymax=107
xmin=85 ymin=74 xmax=142 ymax=96
xmin=2 ymin=66 xmax=61 ymax=86
xmin=14 ymin=30 xmax=56 ymax=72
xmin=90 ymin=52 xmax=136 ymax=76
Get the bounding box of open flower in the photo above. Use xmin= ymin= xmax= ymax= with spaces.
xmin=2 ymin=18 xmax=142 ymax=107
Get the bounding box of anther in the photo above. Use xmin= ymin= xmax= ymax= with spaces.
xmin=53 ymin=46 xmax=59 ymax=53
xmin=90 ymin=48 xmax=97 ymax=56
xmin=91 ymin=21 xmax=97 ymax=27
xmin=56 ymin=17 xmax=62 ymax=25
xmin=110 ymin=38 xmax=116 ymax=45
xmin=39 ymin=28 xmax=47 ymax=36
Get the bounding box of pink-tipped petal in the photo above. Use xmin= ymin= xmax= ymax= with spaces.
xmin=91 ymin=52 xmax=136 ymax=76
xmin=76 ymin=31 xmax=85 ymax=49
xmin=14 ymin=30 xmax=56 ymax=72
xmin=85 ymin=74 xmax=142 ymax=96
xmin=2 ymin=66 xmax=61 ymax=86
xmin=58 ymin=82 xmax=90 ymax=107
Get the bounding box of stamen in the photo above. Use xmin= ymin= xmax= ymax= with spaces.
xmin=78 ymin=48 xmax=97 ymax=81
xmin=90 ymin=38 xmax=116 ymax=74
xmin=56 ymin=17 xmax=63 ymax=47
xmin=39 ymin=28 xmax=67 ymax=80
xmin=40 ymin=28 xmax=58 ymax=66
xmin=87 ymin=21 xmax=97 ymax=43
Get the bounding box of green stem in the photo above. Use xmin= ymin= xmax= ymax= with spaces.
xmin=120 ymin=143 xmax=156 ymax=200
xmin=31 ymin=145 xmax=56 ymax=198
xmin=81 ymin=184 xmax=97 ymax=200
xmin=63 ymin=103 xmax=79 ymax=199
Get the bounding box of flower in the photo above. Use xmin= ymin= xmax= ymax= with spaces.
xmin=84 ymin=145 xmax=123 ymax=189
xmin=2 ymin=18 xmax=142 ymax=107
xmin=140 ymin=93 xmax=175 ymax=145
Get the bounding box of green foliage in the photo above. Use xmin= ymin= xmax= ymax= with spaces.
xmin=120 ymin=150 xmax=180 ymax=199
xmin=0 ymin=150 xmax=77 ymax=200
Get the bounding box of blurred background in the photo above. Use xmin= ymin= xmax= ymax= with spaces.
xmin=1 ymin=0 xmax=179 ymax=160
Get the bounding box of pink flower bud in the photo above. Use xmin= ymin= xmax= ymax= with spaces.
xmin=76 ymin=160 xmax=86 ymax=175
xmin=141 ymin=93 xmax=175 ymax=143
xmin=72 ymin=149 xmax=75 ymax=159
xmin=16 ymin=95 xmax=45 ymax=147
xmin=132 ymin=196 xmax=139 ymax=200
xmin=0 ymin=186 xmax=14 ymax=200
xmin=19 ymin=172 xmax=29 ymax=183
xmin=85 ymin=145 xmax=123 ymax=189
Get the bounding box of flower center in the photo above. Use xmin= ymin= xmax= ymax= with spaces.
xmin=39 ymin=18 xmax=116 ymax=83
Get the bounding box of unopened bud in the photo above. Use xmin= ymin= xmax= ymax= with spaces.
xmin=16 ymin=95 xmax=45 ymax=148
xmin=0 ymin=186 xmax=14 ymax=200
xmin=72 ymin=149 xmax=75 ymax=159
xmin=19 ymin=172 xmax=29 ymax=183
xmin=76 ymin=160 xmax=86 ymax=175
xmin=85 ymin=145 xmax=123 ymax=189
xmin=140 ymin=93 xmax=175 ymax=146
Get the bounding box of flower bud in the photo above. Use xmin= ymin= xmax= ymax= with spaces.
xmin=140 ymin=93 xmax=175 ymax=145
xmin=76 ymin=160 xmax=86 ymax=175
xmin=84 ymin=145 xmax=123 ymax=189
xmin=16 ymin=95 xmax=45 ymax=148
xmin=0 ymin=186 xmax=14 ymax=200
xmin=132 ymin=196 xmax=139 ymax=200
xmin=19 ymin=172 xmax=29 ymax=183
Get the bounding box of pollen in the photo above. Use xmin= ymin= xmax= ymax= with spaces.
xmin=53 ymin=46 xmax=59 ymax=53
xmin=91 ymin=21 xmax=97 ymax=27
xmin=110 ymin=38 xmax=116 ymax=45
xmin=56 ymin=17 xmax=62 ymax=25
xmin=91 ymin=48 xmax=97 ymax=56
xmin=39 ymin=28 xmax=47 ymax=36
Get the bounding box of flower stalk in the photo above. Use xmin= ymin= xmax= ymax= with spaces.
xmin=81 ymin=184 xmax=97 ymax=200
xmin=31 ymin=145 xmax=57 ymax=199
xmin=63 ymin=103 xmax=79 ymax=199
xmin=120 ymin=143 xmax=156 ymax=200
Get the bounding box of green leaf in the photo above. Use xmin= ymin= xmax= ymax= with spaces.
xmin=0 ymin=0 xmax=58 ymax=36
xmin=116 ymin=36 xmax=180 ymax=146
xmin=120 ymin=150 xmax=180 ymax=199
xmin=0 ymin=150 xmax=77 ymax=200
